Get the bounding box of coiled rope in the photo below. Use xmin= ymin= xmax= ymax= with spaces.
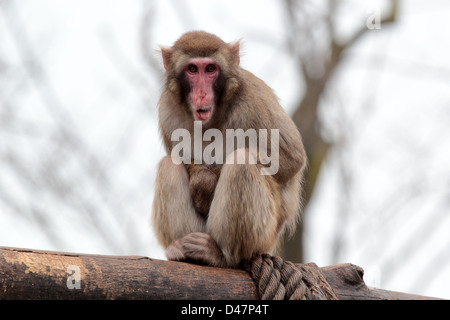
xmin=243 ymin=254 xmax=338 ymax=300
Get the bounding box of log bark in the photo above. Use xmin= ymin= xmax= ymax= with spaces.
xmin=0 ymin=247 xmax=440 ymax=300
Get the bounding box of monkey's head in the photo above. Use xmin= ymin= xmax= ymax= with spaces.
xmin=160 ymin=31 xmax=240 ymax=124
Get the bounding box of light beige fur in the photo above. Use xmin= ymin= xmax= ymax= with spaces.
xmin=151 ymin=31 xmax=306 ymax=267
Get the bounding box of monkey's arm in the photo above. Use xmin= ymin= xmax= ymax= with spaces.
xmin=240 ymin=70 xmax=306 ymax=186
xmin=273 ymin=116 xmax=307 ymax=185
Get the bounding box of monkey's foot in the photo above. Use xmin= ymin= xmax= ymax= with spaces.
xmin=165 ymin=232 xmax=226 ymax=267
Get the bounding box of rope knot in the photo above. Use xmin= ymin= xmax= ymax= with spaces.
xmin=243 ymin=254 xmax=338 ymax=300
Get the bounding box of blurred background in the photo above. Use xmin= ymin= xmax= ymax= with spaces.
xmin=1 ymin=0 xmax=449 ymax=299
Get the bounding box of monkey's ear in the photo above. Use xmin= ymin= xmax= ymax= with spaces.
xmin=159 ymin=46 xmax=172 ymax=70
xmin=229 ymin=40 xmax=241 ymax=66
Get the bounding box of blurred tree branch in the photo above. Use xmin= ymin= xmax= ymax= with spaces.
xmin=282 ymin=0 xmax=399 ymax=262
xmin=140 ymin=1 xmax=164 ymax=77
xmin=0 ymin=1 xmax=145 ymax=253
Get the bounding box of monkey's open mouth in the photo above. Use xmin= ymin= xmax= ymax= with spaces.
xmin=195 ymin=106 xmax=213 ymax=121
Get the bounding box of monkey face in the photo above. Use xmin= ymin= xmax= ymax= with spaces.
xmin=184 ymin=57 xmax=220 ymax=122
xmin=160 ymin=31 xmax=241 ymax=125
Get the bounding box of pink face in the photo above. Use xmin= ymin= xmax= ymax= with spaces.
xmin=184 ymin=58 xmax=220 ymax=122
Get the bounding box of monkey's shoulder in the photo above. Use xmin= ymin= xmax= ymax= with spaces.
xmin=233 ymin=69 xmax=291 ymax=124
xmin=239 ymin=69 xmax=274 ymax=92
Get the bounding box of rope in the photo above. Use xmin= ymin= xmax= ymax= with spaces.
xmin=243 ymin=254 xmax=338 ymax=300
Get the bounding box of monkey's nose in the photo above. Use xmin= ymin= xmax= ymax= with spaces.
xmin=194 ymin=93 xmax=210 ymax=107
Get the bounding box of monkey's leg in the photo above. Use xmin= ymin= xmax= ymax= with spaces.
xmin=207 ymin=149 xmax=282 ymax=267
xmin=151 ymin=156 xmax=206 ymax=250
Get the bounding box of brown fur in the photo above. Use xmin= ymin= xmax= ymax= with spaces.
xmin=186 ymin=163 xmax=221 ymax=219
xmin=152 ymin=31 xmax=306 ymax=267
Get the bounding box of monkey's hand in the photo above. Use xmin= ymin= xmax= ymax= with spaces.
xmin=186 ymin=164 xmax=221 ymax=218
xmin=165 ymin=232 xmax=226 ymax=267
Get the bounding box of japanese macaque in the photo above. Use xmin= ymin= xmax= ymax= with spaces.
xmin=151 ymin=31 xmax=306 ymax=268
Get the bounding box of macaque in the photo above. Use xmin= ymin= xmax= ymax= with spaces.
xmin=151 ymin=31 xmax=306 ymax=268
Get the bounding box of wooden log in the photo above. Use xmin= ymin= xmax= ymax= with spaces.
xmin=0 ymin=246 xmax=440 ymax=300
xmin=320 ymin=264 xmax=440 ymax=300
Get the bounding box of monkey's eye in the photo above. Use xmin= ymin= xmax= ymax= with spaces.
xmin=187 ymin=64 xmax=198 ymax=73
xmin=205 ymin=64 xmax=216 ymax=73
